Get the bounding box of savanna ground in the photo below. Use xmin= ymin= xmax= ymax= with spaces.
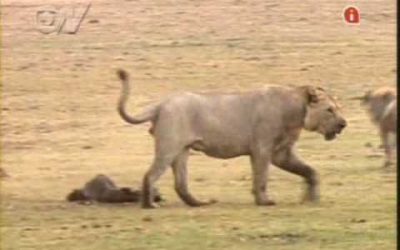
xmin=0 ymin=0 xmax=397 ymax=249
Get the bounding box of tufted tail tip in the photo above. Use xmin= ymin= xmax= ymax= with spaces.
xmin=117 ymin=69 xmax=129 ymax=81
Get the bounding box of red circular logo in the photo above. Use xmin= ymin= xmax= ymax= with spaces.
xmin=344 ymin=6 xmax=360 ymax=24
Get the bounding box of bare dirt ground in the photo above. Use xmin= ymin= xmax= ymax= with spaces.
xmin=1 ymin=0 xmax=397 ymax=249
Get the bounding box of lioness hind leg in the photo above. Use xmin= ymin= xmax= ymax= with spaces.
xmin=172 ymin=150 xmax=214 ymax=207
xmin=272 ymin=149 xmax=319 ymax=203
xmin=142 ymin=157 xmax=172 ymax=209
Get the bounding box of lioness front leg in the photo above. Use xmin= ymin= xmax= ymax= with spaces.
xmin=172 ymin=150 xmax=215 ymax=207
xmin=272 ymin=148 xmax=319 ymax=203
xmin=250 ymin=151 xmax=275 ymax=206
xmin=380 ymin=129 xmax=393 ymax=167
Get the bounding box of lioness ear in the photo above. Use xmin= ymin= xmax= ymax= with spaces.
xmin=299 ymin=85 xmax=319 ymax=104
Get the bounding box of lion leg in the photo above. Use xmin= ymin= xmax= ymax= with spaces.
xmin=172 ymin=150 xmax=215 ymax=207
xmin=380 ymin=129 xmax=393 ymax=167
xmin=250 ymin=149 xmax=275 ymax=206
xmin=272 ymin=148 xmax=319 ymax=203
xmin=142 ymin=156 xmax=172 ymax=209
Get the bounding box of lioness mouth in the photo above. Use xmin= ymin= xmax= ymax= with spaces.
xmin=324 ymin=132 xmax=337 ymax=141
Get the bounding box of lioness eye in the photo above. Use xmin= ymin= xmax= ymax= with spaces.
xmin=327 ymin=107 xmax=334 ymax=113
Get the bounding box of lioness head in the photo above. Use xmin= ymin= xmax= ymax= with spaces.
xmin=299 ymin=86 xmax=347 ymax=140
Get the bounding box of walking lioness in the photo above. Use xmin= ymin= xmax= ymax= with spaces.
xmin=116 ymin=69 xmax=346 ymax=208
xmin=361 ymin=87 xmax=397 ymax=167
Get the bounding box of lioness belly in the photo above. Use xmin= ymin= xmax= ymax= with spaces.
xmin=191 ymin=139 xmax=248 ymax=159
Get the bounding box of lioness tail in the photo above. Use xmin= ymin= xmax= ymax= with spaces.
xmin=117 ymin=69 xmax=157 ymax=124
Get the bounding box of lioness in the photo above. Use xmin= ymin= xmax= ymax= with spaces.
xmin=360 ymin=87 xmax=397 ymax=167
xmin=116 ymin=69 xmax=346 ymax=208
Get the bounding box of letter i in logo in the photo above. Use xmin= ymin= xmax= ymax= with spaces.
xmin=343 ymin=6 xmax=360 ymax=25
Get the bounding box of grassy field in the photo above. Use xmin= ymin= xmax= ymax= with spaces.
xmin=1 ymin=0 xmax=397 ymax=249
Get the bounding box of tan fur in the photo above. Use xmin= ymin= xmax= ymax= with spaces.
xmin=0 ymin=168 xmax=8 ymax=178
xmin=361 ymin=87 xmax=397 ymax=167
xmin=116 ymin=69 xmax=346 ymax=209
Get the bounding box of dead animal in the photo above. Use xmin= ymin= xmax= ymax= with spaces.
xmin=67 ymin=174 xmax=163 ymax=203
xmin=116 ymin=69 xmax=346 ymax=209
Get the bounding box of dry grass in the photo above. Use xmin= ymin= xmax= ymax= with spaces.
xmin=1 ymin=0 xmax=396 ymax=249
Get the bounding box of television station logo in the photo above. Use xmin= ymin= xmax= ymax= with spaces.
xmin=36 ymin=2 xmax=91 ymax=34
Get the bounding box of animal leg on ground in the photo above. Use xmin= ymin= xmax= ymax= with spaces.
xmin=172 ymin=150 xmax=214 ymax=206
xmin=272 ymin=148 xmax=319 ymax=203
xmin=142 ymin=156 xmax=173 ymax=209
xmin=250 ymin=149 xmax=275 ymax=206
xmin=380 ymin=128 xmax=393 ymax=167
